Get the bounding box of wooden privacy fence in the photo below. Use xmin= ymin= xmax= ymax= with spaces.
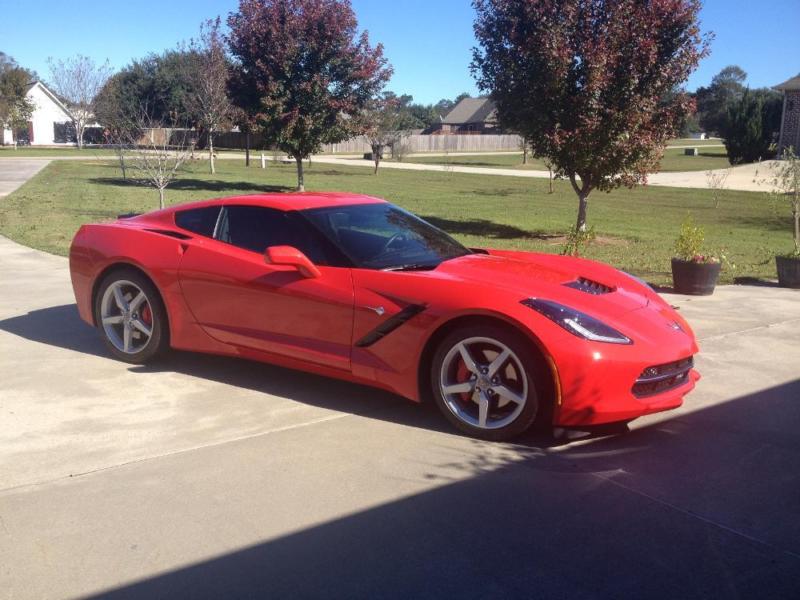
xmin=134 ymin=129 xmax=524 ymax=153
xmin=322 ymin=134 xmax=523 ymax=154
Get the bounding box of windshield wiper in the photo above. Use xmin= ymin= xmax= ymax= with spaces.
xmin=382 ymin=263 xmax=439 ymax=272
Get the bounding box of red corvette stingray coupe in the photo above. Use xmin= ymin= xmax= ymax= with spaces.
xmin=69 ymin=192 xmax=699 ymax=440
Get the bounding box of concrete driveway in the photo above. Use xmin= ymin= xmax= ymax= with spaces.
xmin=1 ymin=235 xmax=799 ymax=599
xmin=0 ymin=159 xmax=49 ymax=198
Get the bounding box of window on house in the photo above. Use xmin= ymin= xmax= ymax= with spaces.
xmin=53 ymin=122 xmax=76 ymax=144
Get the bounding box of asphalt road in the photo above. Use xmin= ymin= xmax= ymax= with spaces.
xmin=1 ymin=234 xmax=799 ymax=599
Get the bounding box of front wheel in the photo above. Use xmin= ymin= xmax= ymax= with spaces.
xmin=431 ymin=325 xmax=539 ymax=441
xmin=94 ymin=269 xmax=169 ymax=364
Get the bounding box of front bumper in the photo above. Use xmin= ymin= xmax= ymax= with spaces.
xmin=555 ymin=368 xmax=699 ymax=426
xmin=544 ymin=303 xmax=700 ymax=427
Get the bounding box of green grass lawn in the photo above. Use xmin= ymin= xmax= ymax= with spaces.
xmin=398 ymin=147 xmax=730 ymax=172
xmin=0 ymin=159 xmax=789 ymax=284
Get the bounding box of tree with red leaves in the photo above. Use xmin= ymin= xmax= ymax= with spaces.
xmin=228 ymin=0 xmax=392 ymax=191
xmin=472 ymin=0 xmax=710 ymax=230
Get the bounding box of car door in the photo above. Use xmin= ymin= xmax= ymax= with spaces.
xmin=177 ymin=204 xmax=355 ymax=371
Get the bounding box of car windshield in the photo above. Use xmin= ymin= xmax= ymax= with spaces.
xmin=301 ymin=203 xmax=473 ymax=270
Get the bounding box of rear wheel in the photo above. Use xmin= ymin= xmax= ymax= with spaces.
xmin=94 ymin=269 xmax=168 ymax=364
xmin=431 ymin=325 xmax=539 ymax=441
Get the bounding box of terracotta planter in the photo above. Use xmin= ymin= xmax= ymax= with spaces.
xmin=671 ymin=258 xmax=721 ymax=295
xmin=776 ymin=255 xmax=800 ymax=288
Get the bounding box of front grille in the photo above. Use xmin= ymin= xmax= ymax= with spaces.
xmin=564 ymin=277 xmax=614 ymax=295
xmin=632 ymin=357 xmax=694 ymax=398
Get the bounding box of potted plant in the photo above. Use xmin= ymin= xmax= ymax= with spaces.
xmin=671 ymin=216 xmax=721 ymax=295
xmin=769 ymin=148 xmax=800 ymax=288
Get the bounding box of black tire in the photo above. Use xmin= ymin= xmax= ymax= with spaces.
xmin=430 ymin=324 xmax=540 ymax=441
xmin=94 ymin=268 xmax=169 ymax=364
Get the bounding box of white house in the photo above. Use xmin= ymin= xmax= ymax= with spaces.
xmin=1 ymin=81 xmax=75 ymax=146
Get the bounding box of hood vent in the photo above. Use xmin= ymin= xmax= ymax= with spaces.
xmin=564 ymin=277 xmax=614 ymax=295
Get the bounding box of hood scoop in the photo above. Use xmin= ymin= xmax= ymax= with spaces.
xmin=564 ymin=277 xmax=615 ymax=295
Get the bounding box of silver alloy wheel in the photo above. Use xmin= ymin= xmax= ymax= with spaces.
xmin=439 ymin=336 xmax=528 ymax=430
xmin=100 ymin=280 xmax=153 ymax=354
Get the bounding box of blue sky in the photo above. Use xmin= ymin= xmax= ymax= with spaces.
xmin=4 ymin=0 xmax=798 ymax=104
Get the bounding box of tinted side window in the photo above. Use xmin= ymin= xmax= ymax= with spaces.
xmin=217 ymin=206 xmax=333 ymax=264
xmin=175 ymin=206 xmax=221 ymax=237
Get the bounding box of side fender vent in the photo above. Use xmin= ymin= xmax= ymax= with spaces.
xmin=355 ymin=303 xmax=427 ymax=348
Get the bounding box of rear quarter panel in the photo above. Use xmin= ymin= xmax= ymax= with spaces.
xmin=69 ymin=222 xmax=200 ymax=348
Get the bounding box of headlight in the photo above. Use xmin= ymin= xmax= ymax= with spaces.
xmin=522 ymin=298 xmax=632 ymax=344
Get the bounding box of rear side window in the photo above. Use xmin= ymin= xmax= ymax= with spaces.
xmin=175 ymin=206 xmax=221 ymax=237
xmin=216 ymin=205 xmax=342 ymax=265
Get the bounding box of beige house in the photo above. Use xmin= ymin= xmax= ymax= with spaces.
xmin=434 ymin=97 xmax=501 ymax=134
xmin=775 ymin=75 xmax=800 ymax=154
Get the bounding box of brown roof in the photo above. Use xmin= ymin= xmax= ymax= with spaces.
xmin=774 ymin=75 xmax=800 ymax=91
xmin=442 ymin=97 xmax=497 ymax=125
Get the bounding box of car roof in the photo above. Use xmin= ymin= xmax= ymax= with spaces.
xmin=167 ymin=192 xmax=387 ymax=213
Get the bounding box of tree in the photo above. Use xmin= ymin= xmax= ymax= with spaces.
xmin=695 ymin=65 xmax=746 ymax=135
xmin=96 ymin=51 xmax=201 ymax=131
xmin=769 ymin=148 xmax=800 ymax=256
xmin=128 ymin=113 xmax=192 ymax=209
xmin=723 ymin=88 xmax=775 ymax=164
xmin=47 ymin=55 xmax=112 ymax=148
xmin=361 ymin=93 xmax=407 ymax=173
xmin=94 ymin=75 xmax=141 ymax=179
xmin=472 ymin=0 xmax=709 ymax=231
xmin=0 ymin=54 xmax=34 ymax=142
xmin=753 ymin=87 xmax=784 ymax=146
xmin=188 ymin=18 xmax=233 ymax=174
xmin=228 ymin=0 xmax=392 ymax=191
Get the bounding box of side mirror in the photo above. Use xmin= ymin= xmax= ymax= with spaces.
xmin=264 ymin=245 xmax=321 ymax=279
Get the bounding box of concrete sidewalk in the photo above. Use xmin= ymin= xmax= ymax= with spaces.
xmin=0 ymin=159 xmax=49 ymax=197
xmin=310 ymin=154 xmax=775 ymax=192
xmin=0 ymin=234 xmax=799 ymax=599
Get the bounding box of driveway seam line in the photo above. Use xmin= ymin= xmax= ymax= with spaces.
xmin=0 ymin=412 xmax=354 ymax=495
xmin=697 ymin=317 xmax=800 ymax=342
xmin=586 ymin=468 xmax=800 ymax=561
xmin=497 ymin=436 xmax=800 ymax=562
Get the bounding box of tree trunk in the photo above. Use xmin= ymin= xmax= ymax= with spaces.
xmin=569 ymin=173 xmax=590 ymax=231
xmin=158 ymin=187 xmax=165 ymax=210
xmin=575 ymin=192 xmax=589 ymax=231
xmin=295 ymin=156 xmax=305 ymax=192
xmin=372 ymin=144 xmax=381 ymax=174
xmin=548 ymin=165 xmax=553 ymax=194
xmin=793 ymin=199 xmax=799 ymax=253
xmin=209 ymin=129 xmax=215 ymax=174
xmin=76 ymin=121 xmax=84 ymax=149
xmin=245 ymin=132 xmax=250 ymax=167
xmin=522 ymin=145 xmax=528 ymax=165
xmin=117 ymin=144 xmax=127 ymax=180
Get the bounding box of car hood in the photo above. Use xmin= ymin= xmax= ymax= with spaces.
xmin=434 ymin=250 xmax=653 ymax=318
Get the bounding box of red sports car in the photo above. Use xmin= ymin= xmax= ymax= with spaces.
xmin=69 ymin=192 xmax=699 ymax=440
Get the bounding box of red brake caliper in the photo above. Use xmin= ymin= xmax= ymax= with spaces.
xmin=141 ymin=303 xmax=153 ymax=326
xmin=455 ymin=359 xmax=472 ymax=404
